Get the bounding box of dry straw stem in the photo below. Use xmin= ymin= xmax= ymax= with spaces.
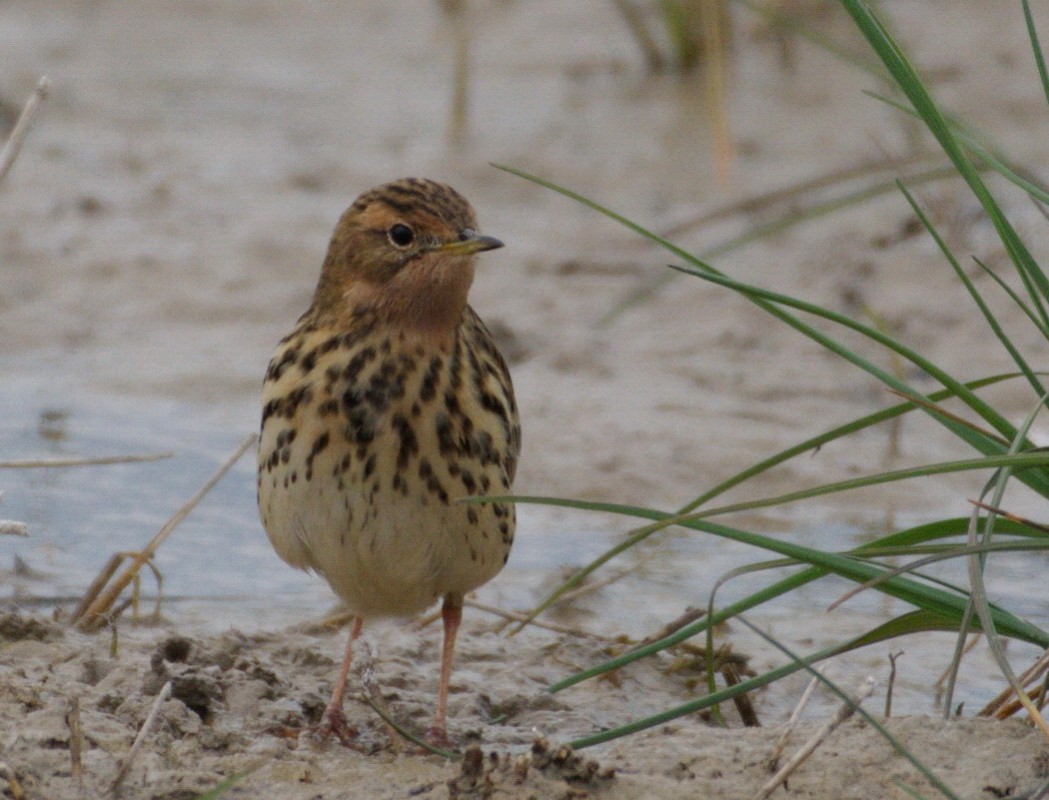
xmin=0 ymin=453 xmax=172 ymax=469
xmin=754 ymin=676 xmax=876 ymax=800
xmin=992 ymin=688 xmax=1049 ymax=722
xmin=699 ymin=0 xmax=733 ymax=184
xmin=965 ymin=497 xmax=1049 ymax=740
xmin=107 ymin=598 xmax=135 ymax=658
xmin=361 ymin=660 xmax=457 ymax=759
xmin=610 ymin=0 xmax=666 ymax=71
xmin=0 ymin=520 xmax=29 ymax=537
xmin=885 ymin=650 xmax=903 ymax=718
xmin=464 ymin=599 xmax=607 ymax=638
xmin=70 ymin=553 xmax=124 ymax=624
xmin=442 ymin=0 xmax=470 ymax=148
xmin=111 ymin=681 xmax=171 ymax=794
xmin=661 ymin=150 xmax=938 ymax=238
xmin=66 ymin=696 xmax=83 ymax=787
xmin=934 ymin=634 xmax=981 ymax=691
xmin=74 ymin=434 xmax=257 ymax=632
xmin=722 ymin=659 xmax=760 ymax=726
xmin=412 ymin=598 xmax=604 ymax=639
xmin=0 ymin=76 xmax=50 ymax=189
xmin=766 ymin=666 xmax=825 ymax=772
xmin=634 ymin=606 xmax=707 ymax=650
xmin=70 ymin=551 xmax=163 ymax=625
xmin=0 ymin=762 xmax=24 ymax=800
xmin=979 ymin=649 xmax=1049 ymax=719
xmin=556 ymin=561 xmax=641 ymax=606
xmin=359 ymin=652 xmax=407 ymax=754
xmin=0 ymin=491 xmax=29 ymax=537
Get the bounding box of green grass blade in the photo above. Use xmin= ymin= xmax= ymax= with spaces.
xmin=547 ymin=517 xmax=1046 ymax=693
xmin=568 ymin=609 xmax=980 ymax=800
xmin=732 ymin=0 xmax=884 ymax=76
xmin=566 ymin=615 xmax=962 ymax=749
xmin=498 ymin=455 xmax=1049 ymax=536
xmin=897 ymin=181 xmax=1045 ymax=396
xmin=492 ymin=163 xmax=702 ymax=267
xmin=564 ymin=621 xmax=913 ymax=750
xmin=1023 ymin=0 xmax=1049 ymax=109
xmin=895 ymin=782 xmax=937 ymax=800
xmin=865 ymin=89 xmax=1049 ymax=208
xmin=971 ymin=256 xmax=1049 ymax=339
xmin=737 ymin=616 xmax=962 ymax=800
xmin=553 ymin=564 xmax=826 ymax=692
xmin=497 ymin=374 xmax=1034 ymax=636
xmin=854 ymin=515 xmax=1045 ymax=550
xmin=678 ymin=373 xmax=1028 ymax=516
xmin=828 ymin=539 xmax=1049 ymax=613
xmin=493 ymin=496 xmax=1049 ymax=656
xmin=567 ymin=638 xmax=843 ymax=748
xmin=194 ymin=764 xmax=263 ymax=800
xmin=658 ymin=0 xmax=698 ymax=71
xmin=672 ymin=452 xmax=1049 ymax=521
xmin=839 ymin=0 xmax=1049 ymax=310
xmin=959 ymin=396 xmax=1049 ymax=733
xmin=488 ymin=458 xmax=1049 ymax=638
xmin=672 ymin=265 xmax=1049 ymax=493
xmin=493 ymin=165 xmax=1048 ymax=494
xmin=699 ymin=535 xmax=1049 ymax=704
xmin=865 ymin=88 xmax=1049 ymax=325
xmin=624 ymin=385 xmax=1032 ymax=640
xmin=604 ymin=161 xmax=963 ymax=324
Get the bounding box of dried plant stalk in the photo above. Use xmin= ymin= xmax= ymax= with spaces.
xmin=0 ymin=452 xmax=172 ymax=469
xmin=74 ymin=434 xmax=256 ymax=632
xmin=755 ymin=677 xmax=876 ymax=800
xmin=66 ymin=697 xmax=83 ymax=786
xmin=0 ymin=76 xmax=50 ymax=188
xmin=767 ymin=667 xmax=825 ymax=772
xmin=111 ymin=681 xmax=171 ymax=793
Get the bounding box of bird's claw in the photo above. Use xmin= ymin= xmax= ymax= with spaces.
xmin=425 ymin=724 xmax=454 ymax=751
xmin=312 ymin=707 xmax=359 ymax=747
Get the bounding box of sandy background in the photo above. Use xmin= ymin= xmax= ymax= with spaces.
xmin=4 ymin=0 xmax=1049 ymax=797
xmin=2 ymin=613 xmax=1049 ymax=800
xmin=2 ymin=612 xmax=1049 ymax=800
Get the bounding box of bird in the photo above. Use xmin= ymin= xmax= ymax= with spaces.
xmin=257 ymin=177 xmax=520 ymax=746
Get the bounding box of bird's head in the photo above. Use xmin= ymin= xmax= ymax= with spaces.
xmin=312 ymin=178 xmax=503 ymax=338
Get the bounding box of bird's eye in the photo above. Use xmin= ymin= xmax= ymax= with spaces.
xmin=387 ymin=223 xmax=415 ymax=248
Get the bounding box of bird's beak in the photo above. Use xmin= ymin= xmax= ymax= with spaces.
xmin=436 ymin=231 xmax=504 ymax=255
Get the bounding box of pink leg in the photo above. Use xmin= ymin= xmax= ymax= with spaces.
xmin=430 ymin=595 xmax=463 ymax=744
xmin=316 ymin=615 xmax=363 ymax=744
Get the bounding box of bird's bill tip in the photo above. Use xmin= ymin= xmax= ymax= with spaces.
xmin=438 ymin=233 xmax=504 ymax=255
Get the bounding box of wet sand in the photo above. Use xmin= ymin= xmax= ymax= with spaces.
xmin=3 ymin=612 xmax=1049 ymax=799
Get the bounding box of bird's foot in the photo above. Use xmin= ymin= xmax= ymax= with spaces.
xmin=425 ymin=724 xmax=454 ymax=751
xmin=312 ymin=706 xmax=359 ymax=747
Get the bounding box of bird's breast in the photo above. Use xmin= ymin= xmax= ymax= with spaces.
xmin=257 ymin=309 xmax=519 ymax=615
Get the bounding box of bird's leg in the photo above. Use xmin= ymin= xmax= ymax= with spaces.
xmin=315 ymin=615 xmax=363 ymax=745
xmin=429 ymin=594 xmax=463 ymax=745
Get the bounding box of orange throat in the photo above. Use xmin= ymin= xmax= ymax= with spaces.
xmin=338 ymin=254 xmax=475 ymax=340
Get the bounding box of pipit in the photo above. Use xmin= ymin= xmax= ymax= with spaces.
xmin=257 ymin=178 xmax=520 ymax=745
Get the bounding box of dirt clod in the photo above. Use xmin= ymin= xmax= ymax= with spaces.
xmin=448 ymin=737 xmax=615 ymax=799
xmin=0 ymin=612 xmax=63 ymax=642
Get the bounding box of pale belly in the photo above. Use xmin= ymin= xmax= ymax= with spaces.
xmin=257 ymin=321 xmax=517 ymax=618
xmin=259 ymin=436 xmax=512 ymax=616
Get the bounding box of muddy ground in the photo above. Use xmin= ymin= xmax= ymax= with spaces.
xmin=3 ymin=612 xmax=1049 ymax=799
